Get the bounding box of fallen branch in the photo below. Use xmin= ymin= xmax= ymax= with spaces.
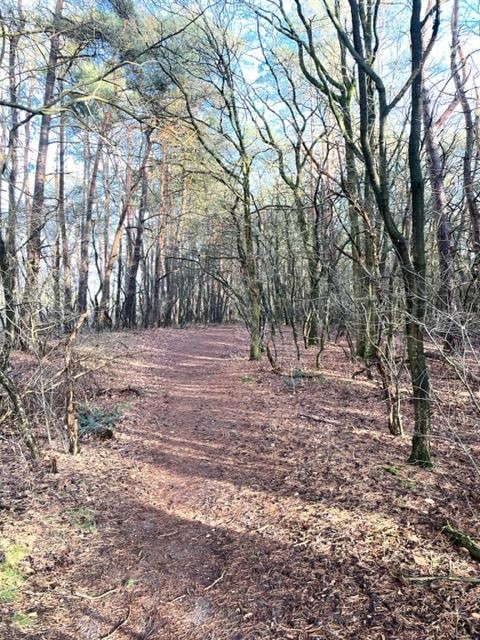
xmin=443 ymin=523 xmax=480 ymax=561
xmin=99 ymin=606 xmax=131 ymax=640
xmin=95 ymin=385 xmax=142 ymax=397
xmin=117 ymin=385 xmax=142 ymax=396
xmin=161 ymin=592 xmax=187 ymax=604
xmin=22 ymin=350 xmax=129 ymax=399
xmin=299 ymin=413 xmax=338 ymax=426
xmin=265 ymin=343 xmax=324 ymax=379
xmin=23 ymin=586 xmax=120 ymax=601
xmin=204 ymin=570 xmax=225 ymax=591
xmin=404 ymin=574 xmax=480 ymax=584
xmin=75 ymin=586 xmax=119 ymax=600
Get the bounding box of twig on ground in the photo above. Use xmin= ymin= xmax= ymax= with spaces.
xmin=99 ymin=606 xmax=131 ymax=640
xmin=75 ymin=586 xmax=120 ymax=600
xmin=204 ymin=570 xmax=225 ymax=591
xmin=162 ymin=592 xmax=187 ymax=604
xmin=404 ymin=574 xmax=480 ymax=584
xmin=299 ymin=413 xmax=338 ymax=425
xmin=23 ymin=586 xmax=120 ymax=601
xmin=157 ymin=530 xmax=179 ymax=538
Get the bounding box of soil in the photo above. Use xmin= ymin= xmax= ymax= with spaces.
xmin=0 ymin=325 xmax=479 ymax=639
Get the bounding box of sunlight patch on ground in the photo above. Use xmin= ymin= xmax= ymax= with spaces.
xmin=132 ymin=458 xmax=406 ymax=550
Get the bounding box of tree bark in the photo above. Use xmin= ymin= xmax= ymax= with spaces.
xmin=77 ymin=113 xmax=109 ymax=314
xmin=451 ymin=0 xmax=480 ymax=255
xmin=406 ymin=0 xmax=432 ymax=466
xmin=22 ymin=0 xmax=64 ymax=347
xmin=123 ymin=132 xmax=152 ymax=327
xmin=58 ymin=105 xmax=72 ymax=329
xmin=422 ymin=85 xmax=456 ymax=347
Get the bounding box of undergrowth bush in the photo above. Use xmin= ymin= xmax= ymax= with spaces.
xmin=76 ymin=406 xmax=121 ymax=439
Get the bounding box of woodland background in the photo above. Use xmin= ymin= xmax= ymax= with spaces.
xmin=0 ymin=0 xmax=479 ymax=513
xmin=1 ymin=1 xmax=480 ymax=638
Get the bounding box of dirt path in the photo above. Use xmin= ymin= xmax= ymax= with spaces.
xmin=1 ymin=326 xmax=479 ymax=639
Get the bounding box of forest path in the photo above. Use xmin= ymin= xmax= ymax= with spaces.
xmin=89 ymin=324 xmax=335 ymax=639
xmin=72 ymin=324 xmax=370 ymax=640
xmin=4 ymin=326 xmax=478 ymax=640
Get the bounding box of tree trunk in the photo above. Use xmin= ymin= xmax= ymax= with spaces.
xmin=346 ymin=0 xmax=433 ymax=466
xmin=451 ymin=0 xmax=480 ymax=255
xmin=4 ymin=29 xmax=20 ymax=354
xmin=422 ymin=86 xmax=456 ymax=349
xmin=96 ymin=142 xmax=146 ymax=330
xmin=123 ymin=133 xmax=152 ymax=327
xmin=406 ymin=0 xmax=432 ymax=467
xmin=77 ymin=114 xmax=108 ymax=314
xmin=152 ymin=150 xmax=167 ymax=326
xmin=58 ymin=106 xmax=72 ymax=329
xmin=22 ymin=0 xmax=64 ymax=347
xmin=65 ymin=313 xmax=87 ymax=455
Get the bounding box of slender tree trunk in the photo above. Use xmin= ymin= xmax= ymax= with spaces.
xmin=65 ymin=313 xmax=87 ymax=455
xmin=22 ymin=0 xmax=64 ymax=347
xmin=96 ymin=143 xmax=146 ymax=330
xmin=114 ymin=238 xmax=123 ymax=328
xmin=53 ymin=224 xmax=61 ymax=317
xmin=123 ymin=129 xmax=134 ymax=304
xmin=406 ymin=0 xmax=432 ymax=467
xmin=242 ymin=185 xmax=262 ymax=360
xmin=422 ymin=86 xmax=456 ymax=345
xmin=58 ymin=107 xmax=72 ymax=328
xmin=347 ymin=0 xmax=433 ymax=465
xmin=4 ymin=30 xmax=19 ymax=353
xmin=97 ymin=212 xmax=126 ymax=330
xmin=123 ymin=133 xmax=152 ymax=327
xmin=103 ymin=154 xmax=111 ymax=272
xmin=77 ymin=114 xmax=108 ymax=314
xmin=153 ymin=150 xmax=167 ymax=326
xmin=451 ymin=0 xmax=480 ymax=255
xmin=338 ymin=40 xmax=374 ymax=360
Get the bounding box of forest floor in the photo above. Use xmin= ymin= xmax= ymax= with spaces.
xmin=1 ymin=325 xmax=479 ymax=640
